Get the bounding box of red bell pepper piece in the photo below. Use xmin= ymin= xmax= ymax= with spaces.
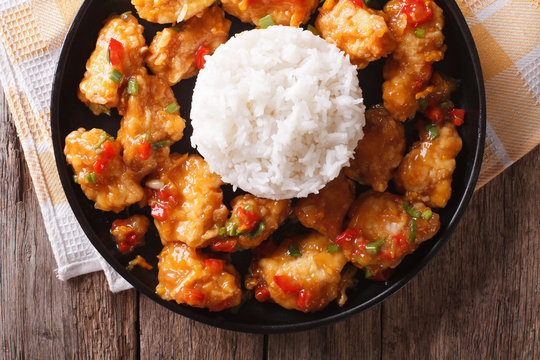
xmin=204 ymin=259 xmax=226 ymax=274
xmin=274 ymin=275 xmax=301 ymax=294
xmin=108 ymin=38 xmax=124 ymax=66
xmin=400 ymin=0 xmax=433 ymax=27
xmin=211 ymin=239 xmax=237 ymax=253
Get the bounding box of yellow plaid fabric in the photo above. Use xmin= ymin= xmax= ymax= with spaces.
xmin=0 ymin=0 xmax=538 ymax=287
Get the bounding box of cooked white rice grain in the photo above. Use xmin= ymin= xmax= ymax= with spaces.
xmin=190 ymin=26 xmax=365 ymax=199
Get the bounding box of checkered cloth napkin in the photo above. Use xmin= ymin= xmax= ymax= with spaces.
xmin=0 ymin=0 xmax=538 ymax=291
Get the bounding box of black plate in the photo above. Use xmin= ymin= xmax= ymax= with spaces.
xmin=51 ymin=0 xmax=486 ymax=333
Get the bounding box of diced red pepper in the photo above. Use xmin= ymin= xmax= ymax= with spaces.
xmin=204 ymin=259 xmax=226 ymax=274
xmin=348 ymin=0 xmax=365 ymax=8
xmin=450 ymin=108 xmax=465 ymax=126
xmin=296 ymin=289 xmax=315 ymax=312
xmin=334 ymin=228 xmax=359 ymax=247
xmin=108 ymin=38 xmax=124 ymax=66
xmin=151 ymin=203 xmax=167 ymax=221
xmin=425 ymin=105 xmax=443 ymax=123
xmin=138 ymin=141 xmax=152 ymax=160
xmin=181 ymin=288 xmax=205 ymax=305
xmin=93 ymin=158 xmax=106 ymax=174
xmin=235 ymin=207 xmax=259 ymax=232
xmin=126 ymin=232 xmax=138 ymax=245
xmin=255 ymin=285 xmax=270 ymax=302
xmin=256 ymin=239 xmax=277 ymax=257
xmin=370 ymin=268 xmax=395 ymax=282
xmin=400 ymin=0 xmax=433 ymax=27
xmin=274 ymin=275 xmax=301 ymax=294
xmin=145 ymin=187 xmax=154 ymax=199
xmin=211 ymin=239 xmax=237 ymax=252
xmin=196 ymin=46 xmax=210 ymax=70
xmin=392 ymin=233 xmax=408 ymax=247
xmin=102 ymin=140 xmax=116 ymax=159
xmin=158 ymin=188 xmax=176 ymax=203
xmin=118 ymin=242 xmax=132 ymax=253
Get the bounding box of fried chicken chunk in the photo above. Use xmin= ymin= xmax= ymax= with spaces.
xmin=212 ymin=195 xmax=291 ymax=251
xmin=294 ymin=172 xmax=355 ymax=239
xmin=132 ymin=0 xmax=215 ymax=23
xmin=157 ymin=242 xmax=242 ymax=311
xmin=246 ymin=232 xmax=348 ymax=312
xmin=111 ymin=214 xmax=150 ymax=253
xmin=338 ymin=191 xmax=440 ymax=278
xmin=78 ymin=13 xmax=146 ymax=115
xmin=394 ymin=120 xmax=462 ymax=208
xmin=382 ymin=0 xmax=446 ymax=121
xmin=117 ymin=68 xmax=185 ymax=178
xmin=345 ymin=106 xmax=405 ymax=192
xmin=64 ymin=128 xmax=144 ymax=213
xmin=221 ymin=0 xmax=319 ymax=27
xmin=316 ymin=0 xmax=396 ymax=69
xmin=145 ymin=5 xmax=231 ymax=85
xmin=146 ymin=154 xmax=229 ymax=247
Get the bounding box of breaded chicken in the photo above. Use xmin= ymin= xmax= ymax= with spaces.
xmin=78 ymin=13 xmax=146 ymax=115
xmin=221 ymin=0 xmax=319 ymax=27
xmin=394 ymin=120 xmax=462 ymax=208
xmin=316 ymin=0 xmax=396 ymax=69
xmin=345 ymin=106 xmax=405 ymax=192
xmin=245 ymin=232 xmax=348 ymax=312
xmin=117 ymin=68 xmax=185 ymax=178
xmin=382 ymin=0 xmax=446 ymax=121
xmin=338 ymin=191 xmax=440 ymax=278
xmin=64 ymin=128 xmax=144 ymax=213
xmin=146 ymin=154 xmax=229 ymax=247
xmin=294 ymin=172 xmax=355 ymax=239
xmin=132 ymin=0 xmax=215 ymax=23
xmin=145 ymin=5 xmax=231 ymax=85
xmin=157 ymin=242 xmax=242 ymax=311
xmin=111 ymin=214 xmax=150 ymax=253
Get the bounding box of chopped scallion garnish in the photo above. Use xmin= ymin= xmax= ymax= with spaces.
xmin=364 ymin=269 xmax=373 ymax=278
xmin=326 ymin=244 xmax=341 ymax=253
xmin=165 ymin=103 xmax=179 ymax=113
xmin=365 ymin=238 xmax=385 ymax=255
xmin=403 ymin=201 xmax=422 ymax=218
xmin=106 ymin=48 xmax=110 ymax=63
xmin=421 ymin=209 xmax=433 ymax=220
xmin=415 ymin=28 xmax=426 ymax=38
xmin=120 ymin=11 xmax=132 ymax=20
xmin=93 ymin=131 xmax=108 ymax=149
xmin=307 ymin=25 xmax=319 ymax=36
xmin=418 ymin=98 xmax=428 ymax=110
xmin=440 ymin=100 xmax=454 ymax=109
xmin=409 ymin=218 xmax=417 ymax=242
xmin=88 ymin=104 xmax=111 ymax=116
xmin=127 ymin=78 xmax=138 ymax=95
xmin=85 ymin=172 xmax=96 ymax=184
xmin=251 ymin=221 xmax=266 ymax=237
xmin=425 ymin=124 xmax=440 ymax=140
xmin=110 ymin=69 xmax=123 ymax=84
xmin=288 ymin=245 xmax=301 ymax=257
xmin=259 ymin=15 xmax=275 ymax=29
xmin=171 ymin=26 xmax=181 ymax=32
xmin=218 ymin=227 xmax=227 ymax=237
xmin=73 ymin=175 xmax=79 ymax=184
xmin=226 ymin=221 xmax=239 ymax=236
xmin=152 ymin=140 xmax=170 ymax=150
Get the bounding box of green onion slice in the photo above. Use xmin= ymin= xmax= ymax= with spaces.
xmin=93 ymin=131 xmax=109 ymax=149
xmin=425 ymin=124 xmax=440 ymax=140
xmin=226 ymin=221 xmax=239 ymax=237
xmin=326 ymin=244 xmax=341 ymax=253
xmin=165 ymin=103 xmax=179 ymax=113
xmin=251 ymin=221 xmax=266 ymax=237
xmin=418 ymin=98 xmax=428 ymax=110
xmin=88 ymin=104 xmax=111 ymax=116
xmin=288 ymin=245 xmax=301 ymax=257
xmin=421 ymin=209 xmax=433 ymax=220
xmin=218 ymin=227 xmax=227 ymax=237
xmin=403 ymin=201 xmax=422 ymax=218
xmin=136 ymin=133 xmax=149 ymax=143
xmin=120 ymin=11 xmax=132 ymax=19
xmin=365 ymin=238 xmax=386 ymax=255
xmin=85 ymin=172 xmax=96 ymax=184
xmin=127 ymin=78 xmax=138 ymax=95
xmin=414 ymin=28 xmax=426 ymax=38
xmin=307 ymin=25 xmax=319 ymax=36
xmin=171 ymin=25 xmax=181 ymax=32
xmin=259 ymin=15 xmax=275 ymax=29
xmin=152 ymin=140 xmax=170 ymax=150
xmin=409 ymin=218 xmax=417 ymax=242
xmin=106 ymin=48 xmax=110 ymax=64
xmin=110 ymin=69 xmax=123 ymax=84
xmin=364 ymin=269 xmax=373 ymax=278
xmin=73 ymin=175 xmax=79 ymax=184
xmin=440 ymin=100 xmax=454 ymax=109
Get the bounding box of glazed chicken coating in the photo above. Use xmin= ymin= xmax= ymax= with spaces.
xmin=214 ymin=195 xmax=290 ymax=250
xmin=78 ymin=13 xmax=146 ymax=115
xmin=394 ymin=120 xmax=462 ymax=208
xmin=221 ymin=0 xmax=319 ymax=27
xmin=117 ymin=68 xmax=185 ymax=178
xmin=340 ymin=191 xmax=440 ymax=277
xmin=245 ymin=232 xmax=348 ymax=312
xmin=294 ymin=172 xmax=355 ymax=239
xmin=345 ymin=105 xmax=405 ymax=192
xmin=156 ymin=242 xmax=242 ymax=311
xmin=146 ymin=154 xmax=229 ymax=247
xmin=64 ymin=128 xmax=144 ymax=213
xmin=382 ymin=0 xmax=446 ymax=121
xmin=316 ymin=0 xmax=396 ymax=69
xmin=111 ymin=214 xmax=150 ymax=253
xmin=145 ymin=5 xmax=231 ymax=86
xmin=132 ymin=0 xmax=215 ymax=23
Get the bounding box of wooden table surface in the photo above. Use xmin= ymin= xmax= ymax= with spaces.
xmin=0 ymin=87 xmax=538 ymax=360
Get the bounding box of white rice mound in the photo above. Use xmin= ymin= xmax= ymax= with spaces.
xmin=190 ymin=26 xmax=365 ymax=200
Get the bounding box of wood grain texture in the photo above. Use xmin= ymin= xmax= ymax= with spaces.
xmin=0 ymin=90 xmax=138 ymax=360
xmin=138 ymin=295 xmax=264 ymax=359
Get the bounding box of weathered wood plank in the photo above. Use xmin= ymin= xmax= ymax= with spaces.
xmin=380 ymin=146 xmax=540 ymax=359
xmin=139 ymin=295 xmax=265 ymax=359
xmin=267 ymin=305 xmax=382 ymax=360
xmin=0 ymin=89 xmax=138 ymax=359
